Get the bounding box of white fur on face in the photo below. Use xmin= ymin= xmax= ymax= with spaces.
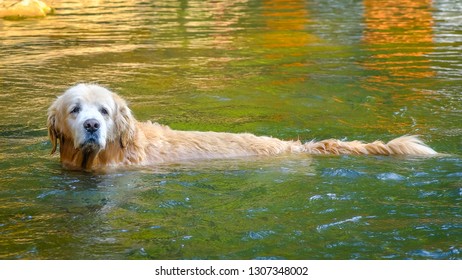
xmin=62 ymin=84 xmax=117 ymax=151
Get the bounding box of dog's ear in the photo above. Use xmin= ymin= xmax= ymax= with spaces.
xmin=114 ymin=94 xmax=136 ymax=148
xmin=47 ymin=102 xmax=59 ymax=154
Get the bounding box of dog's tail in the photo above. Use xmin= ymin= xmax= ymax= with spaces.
xmin=301 ymin=135 xmax=437 ymax=156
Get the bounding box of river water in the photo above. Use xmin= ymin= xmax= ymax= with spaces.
xmin=0 ymin=0 xmax=461 ymax=259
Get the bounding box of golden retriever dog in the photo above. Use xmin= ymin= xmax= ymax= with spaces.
xmin=47 ymin=83 xmax=437 ymax=171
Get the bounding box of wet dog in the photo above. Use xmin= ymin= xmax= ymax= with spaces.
xmin=47 ymin=84 xmax=437 ymax=171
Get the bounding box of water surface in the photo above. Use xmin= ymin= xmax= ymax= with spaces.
xmin=0 ymin=0 xmax=461 ymax=259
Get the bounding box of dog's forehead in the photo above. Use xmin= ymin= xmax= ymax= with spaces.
xmin=64 ymin=84 xmax=115 ymax=107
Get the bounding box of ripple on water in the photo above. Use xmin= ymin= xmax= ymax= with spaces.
xmin=242 ymin=230 xmax=276 ymax=241
xmin=316 ymin=216 xmax=363 ymax=232
xmin=36 ymin=189 xmax=67 ymax=199
xmin=322 ymin=168 xmax=366 ymax=179
xmin=376 ymin=172 xmax=406 ymax=181
xmin=406 ymin=180 xmax=441 ymax=187
xmin=408 ymin=247 xmax=461 ymax=260
xmin=158 ymin=200 xmax=190 ymax=208
xmin=245 ymin=208 xmax=269 ymax=218
xmin=447 ymin=172 xmax=462 ymax=178
xmin=309 ymin=193 xmax=353 ymax=202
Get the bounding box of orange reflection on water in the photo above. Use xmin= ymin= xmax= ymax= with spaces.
xmin=262 ymin=0 xmax=316 ymax=48
xmin=260 ymin=0 xmax=316 ymax=87
xmin=362 ymin=0 xmax=435 ymax=81
xmin=363 ymin=0 xmax=433 ymax=44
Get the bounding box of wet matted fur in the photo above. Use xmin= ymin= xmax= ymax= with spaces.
xmin=47 ymin=84 xmax=437 ymax=171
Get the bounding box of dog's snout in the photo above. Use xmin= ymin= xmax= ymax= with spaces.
xmin=83 ymin=119 xmax=100 ymax=133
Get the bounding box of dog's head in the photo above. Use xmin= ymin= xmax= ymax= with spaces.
xmin=47 ymin=84 xmax=136 ymax=155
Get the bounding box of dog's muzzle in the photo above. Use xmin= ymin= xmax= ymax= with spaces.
xmin=81 ymin=118 xmax=101 ymax=150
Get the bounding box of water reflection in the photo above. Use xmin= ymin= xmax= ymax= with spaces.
xmin=183 ymin=0 xmax=248 ymax=50
xmin=259 ymin=0 xmax=314 ymax=87
xmin=262 ymin=0 xmax=313 ymax=48
xmin=362 ymin=0 xmax=435 ymax=84
xmin=356 ymin=0 xmax=438 ymax=134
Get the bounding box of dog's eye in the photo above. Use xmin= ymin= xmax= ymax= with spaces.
xmin=70 ymin=106 xmax=81 ymax=114
xmin=100 ymin=107 xmax=109 ymax=115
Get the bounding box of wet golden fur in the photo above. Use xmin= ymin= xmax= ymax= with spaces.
xmin=47 ymin=84 xmax=437 ymax=171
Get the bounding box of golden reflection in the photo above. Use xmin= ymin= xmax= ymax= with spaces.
xmin=0 ymin=0 xmax=53 ymax=18
xmin=362 ymin=0 xmax=435 ymax=81
xmin=260 ymin=0 xmax=315 ymax=87
xmin=262 ymin=0 xmax=315 ymax=48
xmin=354 ymin=0 xmax=437 ymax=134
xmin=363 ymin=0 xmax=433 ymax=44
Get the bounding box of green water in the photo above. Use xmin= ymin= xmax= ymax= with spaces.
xmin=0 ymin=0 xmax=461 ymax=259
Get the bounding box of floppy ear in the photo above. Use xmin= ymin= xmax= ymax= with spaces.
xmin=47 ymin=103 xmax=59 ymax=154
xmin=113 ymin=94 xmax=136 ymax=148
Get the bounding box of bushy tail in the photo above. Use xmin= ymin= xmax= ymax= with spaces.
xmin=302 ymin=135 xmax=437 ymax=156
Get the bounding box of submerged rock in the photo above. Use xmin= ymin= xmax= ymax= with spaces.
xmin=0 ymin=0 xmax=53 ymax=18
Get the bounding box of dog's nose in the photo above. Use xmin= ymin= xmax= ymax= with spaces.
xmin=83 ymin=119 xmax=100 ymax=133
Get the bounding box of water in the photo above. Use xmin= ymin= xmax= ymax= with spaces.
xmin=0 ymin=0 xmax=461 ymax=259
